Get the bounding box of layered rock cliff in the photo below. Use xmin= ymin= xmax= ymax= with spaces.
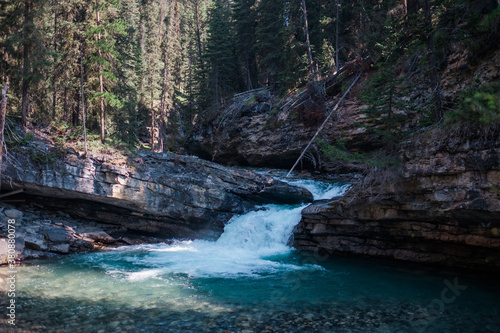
xmin=293 ymin=127 xmax=500 ymax=270
xmin=1 ymin=143 xmax=312 ymax=242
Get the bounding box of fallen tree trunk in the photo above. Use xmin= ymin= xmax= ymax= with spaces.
xmin=286 ymin=72 xmax=362 ymax=177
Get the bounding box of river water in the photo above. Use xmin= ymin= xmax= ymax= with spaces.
xmin=1 ymin=178 xmax=499 ymax=332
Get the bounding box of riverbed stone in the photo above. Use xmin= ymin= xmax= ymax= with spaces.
xmin=24 ymin=234 xmax=49 ymax=251
xmin=41 ymin=225 xmax=74 ymax=243
xmin=48 ymin=243 xmax=70 ymax=253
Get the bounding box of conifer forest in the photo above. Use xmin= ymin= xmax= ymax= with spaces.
xmin=4 ymin=0 xmax=496 ymax=153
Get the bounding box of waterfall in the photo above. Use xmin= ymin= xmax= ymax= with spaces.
xmin=120 ymin=179 xmax=347 ymax=279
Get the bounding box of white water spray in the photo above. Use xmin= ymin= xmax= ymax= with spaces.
xmin=118 ymin=179 xmax=346 ymax=279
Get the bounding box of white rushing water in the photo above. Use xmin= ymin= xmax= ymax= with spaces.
xmin=123 ymin=205 xmax=307 ymax=279
xmin=112 ymin=179 xmax=348 ymax=279
xmin=283 ymin=178 xmax=350 ymax=200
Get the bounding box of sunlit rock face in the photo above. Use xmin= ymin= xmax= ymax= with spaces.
xmin=294 ymin=128 xmax=500 ymax=271
xmin=1 ymin=150 xmax=312 ymax=239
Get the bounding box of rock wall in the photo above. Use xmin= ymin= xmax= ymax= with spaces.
xmin=185 ymin=90 xmax=391 ymax=172
xmin=1 ymin=147 xmax=312 ymax=240
xmin=294 ymin=128 xmax=500 ymax=270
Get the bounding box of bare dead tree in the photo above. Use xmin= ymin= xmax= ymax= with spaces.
xmin=0 ymin=78 xmax=9 ymax=191
xmin=301 ymin=0 xmax=315 ymax=78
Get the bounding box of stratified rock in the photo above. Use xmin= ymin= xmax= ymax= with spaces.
xmin=294 ymin=127 xmax=500 ymax=271
xmin=41 ymin=224 xmax=74 ymax=243
xmin=2 ymin=149 xmax=312 ymax=239
xmin=48 ymin=243 xmax=70 ymax=254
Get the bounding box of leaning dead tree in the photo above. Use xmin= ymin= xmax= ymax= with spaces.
xmin=0 ymin=79 xmax=9 ymax=191
xmin=286 ymin=72 xmax=362 ymax=178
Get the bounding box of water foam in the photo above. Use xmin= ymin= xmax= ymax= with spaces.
xmin=115 ymin=205 xmax=311 ymax=278
xmin=281 ymin=178 xmax=350 ymax=200
xmin=107 ymin=180 xmax=347 ymax=279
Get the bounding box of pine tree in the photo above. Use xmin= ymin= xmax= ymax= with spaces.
xmin=255 ymin=0 xmax=285 ymax=89
xmin=113 ymin=0 xmax=140 ymax=145
xmin=140 ymin=0 xmax=163 ymax=150
xmin=158 ymin=0 xmax=183 ymax=152
xmin=232 ymin=0 xmax=257 ymax=90
xmin=203 ymin=0 xmax=239 ymax=108
xmin=86 ymin=0 xmax=124 ymax=143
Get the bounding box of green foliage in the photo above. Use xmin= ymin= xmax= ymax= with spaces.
xmin=361 ymin=64 xmax=408 ymax=129
xmin=255 ymin=0 xmax=286 ymax=89
xmin=317 ymin=138 xmax=361 ymax=162
xmin=1 ymin=0 xmax=499 ymax=152
xmin=6 ymin=131 xmax=35 ymax=148
xmin=317 ymin=139 xmax=400 ymax=167
xmin=30 ymin=146 xmax=65 ymax=165
xmin=447 ymin=82 xmax=500 ymax=125
xmin=19 ymin=132 xmax=35 ymax=146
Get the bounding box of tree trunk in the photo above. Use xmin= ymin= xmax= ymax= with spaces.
xmin=158 ymin=0 xmax=179 ymax=153
xmin=79 ymin=34 xmax=88 ymax=157
xmin=0 ymin=78 xmax=9 ymax=191
xmin=63 ymin=86 xmax=68 ymax=122
xmin=301 ymin=0 xmax=315 ymax=78
xmin=246 ymin=58 xmax=253 ymax=90
xmin=74 ymin=90 xmax=80 ymax=126
xmin=150 ymin=67 xmax=156 ymax=151
xmin=159 ymin=46 xmax=168 ymax=153
xmin=405 ymin=0 xmax=420 ymax=15
xmin=425 ymin=0 xmax=443 ymax=122
xmin=158 ymin=0 xmax=168 ymax=44
xmin=335 ymin=0 xmax=340 ymax=72
xmin=194 ymin=0 xmax=205 ymax=73
xmin=96 ymin=0 xmax=106 ymax=143
xmin=21 ymin=0 xmax=32 ymax=131
xmin=52 ymin=8 xmax=58 ymax=120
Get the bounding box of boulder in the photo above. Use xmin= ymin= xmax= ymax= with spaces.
xmin=24 ymin=234 xmax=49 ymax=251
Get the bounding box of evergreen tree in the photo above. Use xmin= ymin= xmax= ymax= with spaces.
xmin=140 ymin=0 xmax=163 ymax=150
xmin=255 ymin=0 xmax=285 ymax=89
xmin=158 ymin=0 xmax=182 ymax=152
xmin=87 ymin=0 xmax=124 ymax=143
xmin=113 ymin=0 xmax=141 ymax=145
xmin=232 ymin=0 xmax=257 ymax=90
xmin=203 ymin=0 xmax=239 ymax=108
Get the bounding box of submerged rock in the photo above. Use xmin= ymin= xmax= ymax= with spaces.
xmin=1 ymin=148 xmax=312 ymax=240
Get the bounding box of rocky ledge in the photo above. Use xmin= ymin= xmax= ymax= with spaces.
xmin=293 ymin=127 xmax=500 ymax=271
xmin=0 ymin=144 xmax=312 ymax=256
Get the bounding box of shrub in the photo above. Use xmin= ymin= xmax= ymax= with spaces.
xmin=447 ymin=82 xmax=500 ymax=125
